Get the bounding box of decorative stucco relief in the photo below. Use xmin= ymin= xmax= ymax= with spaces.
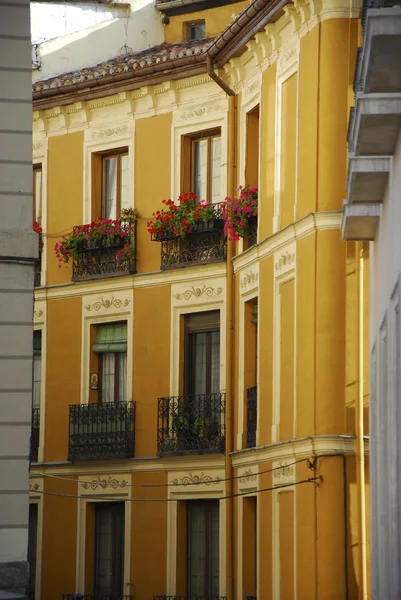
xmin=173 ymin=284 xmax=223 ymax=301
xmin=180 ymin=104 xmax=221 ymax=121
xmin=171 ymin=472 xmax=221 ymax=486
xmin=239 ymin=468 xmax=257 ymax=484
xmin=240 ymin=270 xmax=259 ymax=290
xmin=274 ymin=251 xmax=296 ymax=272
xmin=91 ymin=125 xmax=128 ymax=140
xmin=82 ymin=475 xmax=128 ymax=490
xmin=273 ymin=461 xmax=295 ymax=486
xmin=84 ymin=296 xmax=130 ymax=312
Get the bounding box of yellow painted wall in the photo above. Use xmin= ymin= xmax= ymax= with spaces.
xmin=47 ymin=132 xmax=84 ymax=285
xmin=296 ymin=460 xmax=317 ymax=599
xmin=135 ymin=113 xmax=172 ymax=274
xmin=258 ymin=256 xmax=274 ymax=446
xmin=133 ymin=285 xmax=171 ymax=457
xmin=280 ymin=73 xmax=298 ymax=229
xmin=164 ymin=1 xmax=248 ymax=44
xmin=279 ymin=491 xmax=294 ymax=599
xmin=259 ymin=63 xmax=276 ymax=241
xmin=280 ymin=278 xmax=294 ymax=441
xmin=45 ymin=296 xmax=82 ymax=462
xmin=258 ymin=468 xmax=273 ymax=600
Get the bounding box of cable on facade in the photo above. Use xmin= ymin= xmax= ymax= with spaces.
xmin=34 ymin=457 xmax=314 ymax=489
xmin=30 ymin=476 xmax=321 ymax=503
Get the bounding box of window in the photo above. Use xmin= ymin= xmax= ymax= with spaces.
xmin=182 ymin=130 xmax=221 ymax=203
xmin=33 ymin=331 xmax=42 ymax=408
xmin=245 ymin=105 xmax=260 ymax=189
xmin=184 ymin=311 xmax=220 ymax=395
xmin=92 ymin=149 xmax=129 ymax=219
xmin=94 ymin=502 xmax=125 ymax=598
xmin=92 ymin=322 xmax=127 ymax=403
xmin=187 ymin=500 xmax=219 ymax=597
xmin=187 ymin=20 xmax=205 ymax=41
xmin=33 ymin=164 xmax=42 ymax=224
xmin=27 ymin=504 xmax=38 ymax=600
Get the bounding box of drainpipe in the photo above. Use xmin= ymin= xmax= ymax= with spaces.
xmin=225 ymin=94 xmax=237 ymax=600
xmin=207 ymin=56 xmax=235 ymax=97
xmin=356 ymin=241 xmax=368 ymax=599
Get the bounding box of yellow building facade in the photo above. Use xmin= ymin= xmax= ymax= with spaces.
xmin=29 ymin=0 xmax=371 ymax=598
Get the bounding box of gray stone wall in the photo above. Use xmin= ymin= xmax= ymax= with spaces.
xmin=0 ymin=0 xmax=36 ymax=595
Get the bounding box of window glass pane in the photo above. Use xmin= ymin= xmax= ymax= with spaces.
xmin=95 ymin=503 xmax=124 ymax=597
xmin=33 ymin=355 xmax=41 ymax=408
xmin=187 ymin=501 xmax=219 ymax=597
xmin=103 ymin=157 xmax=117 ymax=219
xmin=28 ymin=504 xmax=38 ymax=597
xmin=193 ymin=140 xmax=208 ymax=201
xmin=101 ymin=353 xmax=115 ymax=403
xmin=118 ymin=352 xmax=127 ymax=402
xmin=120 ymin=154 xmax=129 ymax=211
xmin=34 ymin=168 xmax=42 ymax=223
xmin=189 ymin=21 xmax=205 ymax=40
xmin=210 ymin=331 xmax=220 ymax=395
xmin=211 ymin=137 xmax=221 ymax=203
xmin=193 ymin=333 xmax=207 ymax=395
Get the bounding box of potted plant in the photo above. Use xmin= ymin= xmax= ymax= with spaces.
xmin=148 ymin=192 xmax=224 ymax=240
xmin=55 ymin=215 xmax=135 ymax=267
xmin=33 ymin=221 xmax=43 ymax=253
xmin=222 ymin=186 xmax=258 ymax=241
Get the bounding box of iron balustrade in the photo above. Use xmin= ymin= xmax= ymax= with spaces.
xmin=34 ymin=259 xmax=41 ymax=287
xmin=152 ymin=203 xmax=227 ymax=270
xmin=72 ymin=222 xmax=136 ymax=281
xmin=248 ymin=216 xmax=258 ymax=248
xmin=246 ymin=597 xmax=257 ymax=600
xmin=68 ymin=401 xmax=135 ymax=462
xmin=157 ymin=393 xmax=226 ymax=455
xmin=63 ymin=594 xmax=135 ymax=600
xmin=153 ymin=596 xmax=227 ymax=600
xmin=246 ymin=386 xmax=257 ymax=449
xmin=30 ymin=407 xmax=40 ymax=463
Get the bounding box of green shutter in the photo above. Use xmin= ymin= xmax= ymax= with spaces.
xmin=33 ymin=331 xmax=42 ymax=356
xmin=92 ymin=322 xmax=127 ymax=354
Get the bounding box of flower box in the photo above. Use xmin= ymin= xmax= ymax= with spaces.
xmin=188 ymin=217 xmax=225 ymax=235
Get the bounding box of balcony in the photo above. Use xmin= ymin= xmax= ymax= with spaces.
xmin=68 ymin=401 xmax=135 ymax=462
xmin=246 ymin=386 xmax=257 ymax=449
xmin=248 ymin=216 xmax=258 ymax=248
xmin=157 ymin=393 xmax=226 ymax=455
xmin=153 ymin=204 xmax=226 ymax=270
xmin=72 ymin=223 xmax=136 ymax=281
xmin=30 ymin=407 xmax=40 ymax=463
xmin=246 ymin=597 xmax=257 ymax=600
xmin=154 ymin=597 xmax=227 ymax=600
xmin=63 ymin=596 xmax=134 ymax=600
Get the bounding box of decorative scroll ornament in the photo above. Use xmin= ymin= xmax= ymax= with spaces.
xmin=273 ymin=462 xmax=294 ymax=480
xmin=180 ymin=105 xmax=220 ymax=120
xmin=274 ymin=251 xmax=295 ymax=271
xmin=240 ymin=271 xmax=259 ymax=289
xmin=34 ymin=309 xmax=44 ymax=318
xmin=92 ymin=125 xmax=128 ymax=140
xmin=173 ymin=284 xmax=223 ymax=301
xmin=82 ymin=476 xmax=128 ymax=490
xmin=84 ymin=296 xmax=130 ymax=312
xmin=32 ymin=142 xmax=43 ymax=152
xmin=245 ymin=79 xmax=261 ymax=98
xmin=239 ymin=468 xmax=257 ymax=484
xmin=30 ymin=483 xmax=39 ymax=491
xmin=172 ymin=472 xmax=221 ymax=486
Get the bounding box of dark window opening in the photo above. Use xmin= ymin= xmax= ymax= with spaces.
xmin=94 ymin=502 xmax=125 ymax=598
xmin=188 ymin=21 xmax=205 ymax=41
xmin=187 ymin=499 xmax=219 ymax=597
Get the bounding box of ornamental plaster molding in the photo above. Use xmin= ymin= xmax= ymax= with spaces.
xmin=239 ymin=468 xmax=257 ymax=484
xmin=84 ymin=296 xmax=130 ymax=312
xmin=82 ymin=475 xmax=128 ymax=490
xmin=274 ymin=251 xmax=296 ymax=272
xmin=91 ymin=124 xmax=128 ymax=140
xmin=171 ymin=472 xmax=221 ymax=486
xmin=180 ymin=104 xmax=221 ymax=121
xmin=34 ymin=309 xmax=44 ymax=318
xmin=173 ymin=284 xmax=223 ymax=301
xmin=273 ymin=461 xmax=295 ymax=486
xmin=240 ymin=270 xmax=259 ymax=290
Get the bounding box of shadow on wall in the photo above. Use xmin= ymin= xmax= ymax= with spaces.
xmin=33 ymin=1 xmax=164 ymax=82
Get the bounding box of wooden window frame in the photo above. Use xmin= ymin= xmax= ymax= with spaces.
xmin=92 ymin=147 xmax=128 ymax=220
xmin=33 ymin=164 xmax=42 ymax=223
xmin=185 ymin=19 xmax=205 ymax=41
xmin=99 ymin=352 xmax=126 ymax=404
xmin=184 ymin=311 xmax=220 ymax=395
xmin=181 ymin=128 xmax=221 ymax=203
xmin=93 ymin=502 xmax=125 ymax=598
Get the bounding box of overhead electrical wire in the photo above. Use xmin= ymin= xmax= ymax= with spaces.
xmin=34 ymin=457 xmax=314 ymax=489
xmin=30 ymin=476 xmax=321 ymax=503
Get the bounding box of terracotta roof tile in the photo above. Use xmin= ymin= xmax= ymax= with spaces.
xmin=32 ymin=38 xmax=212 ymax=93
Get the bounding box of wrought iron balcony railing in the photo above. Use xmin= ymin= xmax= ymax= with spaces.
xmin=246 ymin=386 xmax=257 ymax=449
xmin=246 ymin=596 xmax=257 ymax=600
xmin=157 ymin=393 xmax=226 ymax=455
xmin=34 ymin=259 xmax=41 ymax=287
xmin=72 ymin=222 xmax=136 ymax=281
xmin=68 ymin=401 xmax=135 ymax=462
xmin=152 ymin=204 xmax=227 ymax=270
xmin=154 ymin=596 xmax=227 ymax=600
xmin=63 ymin=594 xmax=135 ymax=600
xmin=248 ymin=216 xmax=258 ymax=248
xmin=30 ymin=407 xmax=40 ymax=463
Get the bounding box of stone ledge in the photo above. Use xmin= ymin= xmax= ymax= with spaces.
xmin=341 ymin=200 xmax=381 ymax=241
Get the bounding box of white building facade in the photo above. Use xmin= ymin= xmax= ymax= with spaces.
xmin=342 ymin=1 xmax=401 ymax=596
xmin=0 ymin=0 xmax=37 ymax=594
